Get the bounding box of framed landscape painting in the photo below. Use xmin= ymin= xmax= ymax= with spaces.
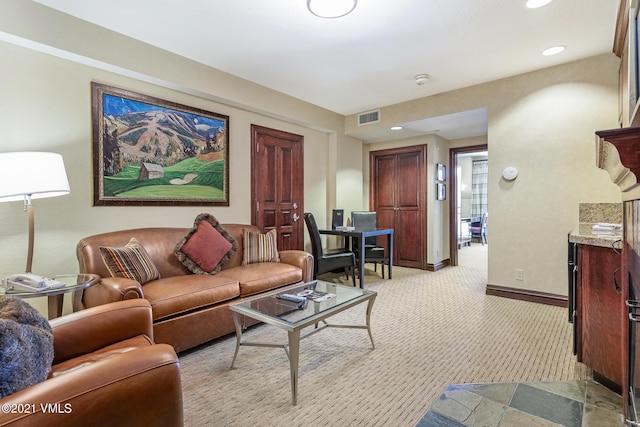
xmin=91 ymin=82 xmax=229 ymax=206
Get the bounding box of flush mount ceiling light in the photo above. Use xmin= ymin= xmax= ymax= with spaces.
xmin=415 ymin=74 xmax=430 ymax=85
xmin=307 ymin=0 xmax=357 ymax=18
xmin=390 ymin=126 xmax=403 ymax=131
xmin=542 ymin=45 xmax=565 ymax=56
xmin=525 ymin=0 xmax=554 ymax=8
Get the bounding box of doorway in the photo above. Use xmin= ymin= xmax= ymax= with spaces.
xmin=449 ymin=144 xmax=488 ymax=266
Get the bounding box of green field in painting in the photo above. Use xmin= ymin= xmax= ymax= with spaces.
xmin=103 ymin=158 xmax=224 ymax=199
xmin=119 ymin=184 xmax=224 ymax=199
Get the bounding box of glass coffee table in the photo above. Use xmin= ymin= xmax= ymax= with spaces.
xmin=229 ymin=280 xmax=377 ymax=405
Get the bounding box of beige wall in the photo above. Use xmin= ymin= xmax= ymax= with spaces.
xmin=351 ymin=54 xmax=621 ymax=295
xmin=0 ymin=1 xmax=363 ymax=314
xmin=0 ymin=0 xmax=623 ymax=314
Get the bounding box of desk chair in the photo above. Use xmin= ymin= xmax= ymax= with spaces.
xmin=304 ymin=212 xmax=356 ymax=286
xmin=470 ymin=212 xmax=488 ymax=245
xmin=351 ymin=211 xmax=388 ymax=278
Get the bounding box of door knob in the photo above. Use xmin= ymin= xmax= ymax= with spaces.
xmin=293 ymin=202 xmax=298 ymax=209
xmin=293 ymin=213 xmax=300 ymax=222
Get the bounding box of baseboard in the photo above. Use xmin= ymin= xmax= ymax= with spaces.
xmin=592 ymin=371 xmax=622 ymax=395
xmin=427 ymin=259 xmax=450 ymax=272
xmin=485 ymin=284 xmax=568 ymax=308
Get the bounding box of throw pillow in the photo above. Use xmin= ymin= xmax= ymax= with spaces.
xmin=242 ymin=228 xmax=280 ymax=265
xmin=0 ymin=296 xmax=54 ymax=398
xmin=175 ymin=213 xmax=238 ymax=274
xmin=99 ymin=237 xmax=160 ymax=284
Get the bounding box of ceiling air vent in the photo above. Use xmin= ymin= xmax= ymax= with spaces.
xmin=358 ymin=110 xmax=380 ymax=126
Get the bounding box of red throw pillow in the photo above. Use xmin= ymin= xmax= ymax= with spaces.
xmin=175 ymin=214 xmax=238 ymax=274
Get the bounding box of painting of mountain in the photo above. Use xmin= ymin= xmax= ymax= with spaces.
xmin=92 ymin=83 xmax=229 ymax=206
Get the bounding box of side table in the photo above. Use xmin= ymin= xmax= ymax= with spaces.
xmin=0 ymin=273 xmax=99 ymax=319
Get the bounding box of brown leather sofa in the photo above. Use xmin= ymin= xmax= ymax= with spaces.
xmin=0 ymin=299 xmax=183 ymax=427
xmin=77 ymin=224 xmax=314 ymax=353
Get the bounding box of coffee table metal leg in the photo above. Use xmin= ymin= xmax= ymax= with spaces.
xmin=230 ymin=311 xmax=243 ymax=369
xmin=287 ymin=329 xmax=301 ymax=405
xmin=366 ymin=294 xmax=377 ymax=349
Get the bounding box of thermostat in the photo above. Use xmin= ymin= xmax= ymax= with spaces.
xmin=502 ymin=167 xmax=518 ymax=181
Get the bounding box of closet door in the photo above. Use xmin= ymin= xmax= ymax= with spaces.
xmin=370 ymin=145 xmax=427 ymax=269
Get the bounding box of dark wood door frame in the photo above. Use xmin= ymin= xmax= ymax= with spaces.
xmin=448 ymin=144 xmax=488 ymax=266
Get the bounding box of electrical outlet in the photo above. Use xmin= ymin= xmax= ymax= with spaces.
xmin=515 ymin=269 xmax=524 ymax=281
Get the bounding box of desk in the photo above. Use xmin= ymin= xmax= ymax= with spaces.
xmin=319 ymin=228 xmax=393 ymax=288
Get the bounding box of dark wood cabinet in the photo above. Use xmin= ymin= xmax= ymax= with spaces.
xmin=576 ymin=243 xmax=623 ymax=389
xmin=370 ymin=145 xmax=427 ymax=269
xmin=595 ymin=126 xmax=640 ymax=422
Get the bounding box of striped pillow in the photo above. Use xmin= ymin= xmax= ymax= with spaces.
xmin=99 ymin=238 xmax=160 ymax=284
xmin=242 ymin=229 xmax=280 ymax=265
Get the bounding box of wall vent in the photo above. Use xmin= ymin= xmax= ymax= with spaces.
xmin=358 ymin=110 xmax=380 ymax=126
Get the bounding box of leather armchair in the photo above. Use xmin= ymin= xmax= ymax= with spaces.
xmin=0 ymin=299 xmax=183 ymax=427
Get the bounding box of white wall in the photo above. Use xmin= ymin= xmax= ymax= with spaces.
xmin=351 ymin=54 xmax=621 ymax=296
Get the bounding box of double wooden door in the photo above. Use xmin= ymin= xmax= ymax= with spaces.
xmin=370 ymin=145 xmax=427 ymax=269
xmin=251 ymin=125 xmax=304 ymax=250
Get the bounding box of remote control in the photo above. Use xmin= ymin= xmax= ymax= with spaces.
xmin=277 ymin=293 xmax=306 ymax=304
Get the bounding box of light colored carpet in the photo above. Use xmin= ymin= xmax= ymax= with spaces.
xmin=179 ymin=244 xmax=591 ymax=426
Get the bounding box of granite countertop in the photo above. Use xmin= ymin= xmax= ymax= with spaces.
xmin=569 ymin=223 xmax=622 ymax=249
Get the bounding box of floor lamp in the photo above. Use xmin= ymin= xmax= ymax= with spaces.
xmin=0 ymin=152 xmax=70 ymax=273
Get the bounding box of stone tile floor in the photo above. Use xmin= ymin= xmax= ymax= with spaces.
xmin=416 ymin=380 xmax=625 ymax=426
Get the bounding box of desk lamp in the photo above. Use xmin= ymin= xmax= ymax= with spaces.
xmin=0 ymin=152 xmax=70 ymax=273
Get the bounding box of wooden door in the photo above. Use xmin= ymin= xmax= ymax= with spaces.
xmin=251 ymin=125 xmax=304 ymax=250
xmin=373 ymin=153 xmax=396 ymax=248
xmin=370 ymin=145 xmax=427 ymax=269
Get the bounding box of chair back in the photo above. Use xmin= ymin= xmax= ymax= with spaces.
xmin=304 ymin=212 xmax=324 ymax=258
xmin=352 ymin=211 xmax=378 ymax=245
xmin=351 ymin=211 xmax=377 ymax=231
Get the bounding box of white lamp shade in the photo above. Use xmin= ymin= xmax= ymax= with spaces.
xmin=0 ymin=152 xmax=70 ymax=202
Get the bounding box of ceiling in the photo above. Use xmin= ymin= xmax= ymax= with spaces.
xmin=35 ymin=0 xmax=620 ymax=143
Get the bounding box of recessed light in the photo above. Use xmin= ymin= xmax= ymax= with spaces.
xmin=525 ymin=0 xmax=553 ymax=8
xmin=391 ymin=126 xmax=403 ymax=131
xmin=542 ymin=45 xmax=565 ymax=56
xmin=307 ymin=0 xmax=357 ymax=18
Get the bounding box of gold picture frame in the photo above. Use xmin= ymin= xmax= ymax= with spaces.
xmin=92 ymin=82 xmax=229 ymax=206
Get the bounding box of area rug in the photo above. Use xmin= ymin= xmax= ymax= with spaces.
xmin=179 ymin=244 xmax=591 ymax=426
